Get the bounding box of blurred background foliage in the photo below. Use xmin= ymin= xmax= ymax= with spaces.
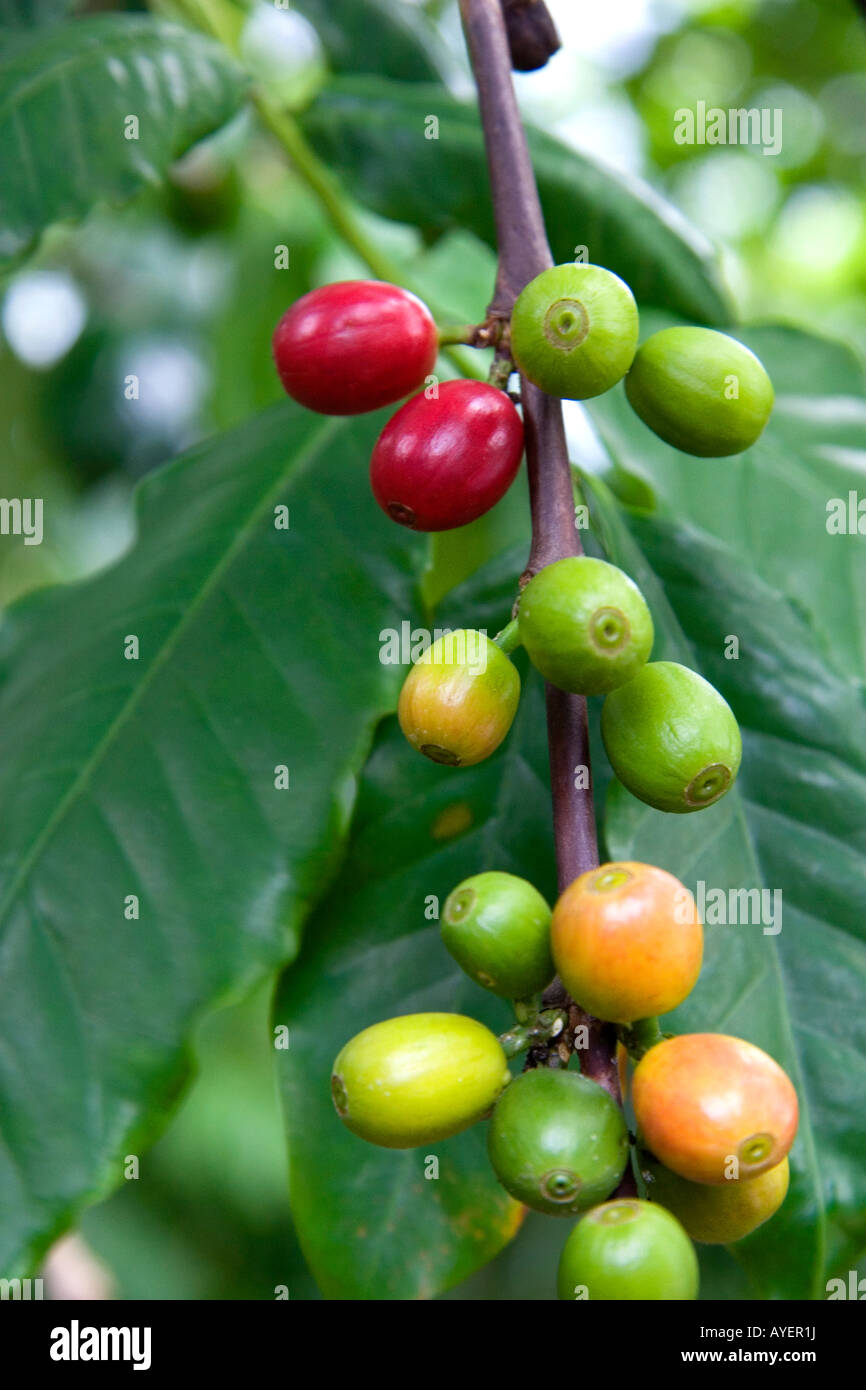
xmin=1 ymin=0 xmax=862 ymax=1298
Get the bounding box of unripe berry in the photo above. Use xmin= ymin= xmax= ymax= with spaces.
xmin=518 ymin=556 xmax=653 ymax=695
xmin=646 ymin=1155 xmax=790 ymax=1245
xmin=601 ymin=661 xmax=741 ymax=813
xmin=442 ymin=871 xmax=553 ymax=998
xmin=625 ymin=326 xmax=774 ymax=456
xmin=557 ymin=1199 xmax=699 ymax=1300
xmin=510 ymin=264 xmax=639 ymax=400
xmin=487 ymin=1069 xmax=628 ymax=1215
xmin=633 ymin=1034 xmax=799 ymax=1184
xmin=551 ymin=862 xmax=703 ymax=1023
xmin=370 ymin=379 xmax=524 ymax=531
xmin=398 ymin=630 xmax=520 ymax=767
xmin=331 ymin=1013 xmax=510 ymax=1149
xmin=272 ymin=280 xmax=437 ymax=415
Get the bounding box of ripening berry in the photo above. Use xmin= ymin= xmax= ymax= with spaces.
xmin=442 ymin=871 xmax=553 ymax=998
xmin=601 ymin=661 xmax=742 ymax=813
xmin=557 ymin=1199 xmax=699 ymax=1301
xmin=550 ymin=862 xmax=703 ymax=1023
xmin=625 ymin=326 xmax=774 ymax=457
xmin=633 ymin=1034 xmax=799 ymax=1184
xmin=272 ymin=279 xmax=438 ymax=415
xmin=487 ymin=1069 xmax=628 ymax=1216
xmin=646 ymin=1155 xmax=790 ymax=1245
xmin=518 ymin=556 xmax=653 ymax=695
xmin=331 ymin=1013 xmax=510 ymax=1149
xmin=510 ymin=263 xmax=639 ymax=400
xmin=370 ymin=379 xmax=524 ymax=531
xmin=398 ymin=630 xmax=520 ymax=767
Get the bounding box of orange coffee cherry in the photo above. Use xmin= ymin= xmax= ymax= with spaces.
xmin=633 ymin=1033 xmax=798 ymax=1184
xmin=550 ymin=862 xmax=703 ymax=1023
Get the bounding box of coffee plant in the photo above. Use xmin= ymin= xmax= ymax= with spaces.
xmin=0 ymin=0 xmax=863 ymax=1305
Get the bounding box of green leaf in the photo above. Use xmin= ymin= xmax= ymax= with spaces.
xmin=587 ymin=317 xmax=866 ymax=681
xmin=299 ymin=77 xmax=733 ymax=325
xmin=0 ymin=0 xmax=74 ymax=26
xmin=291 ymin=0 xmax=449 ymax=83
xmin=582 ymin=472 xmax=866 ymax=1300
xmin=0 ymin=401 xmax=424 ymax=1276
xmin=0 ymin=15 xmax=248 ymax=265
xmin=82 ymin=981 xmax=321 ymax=1300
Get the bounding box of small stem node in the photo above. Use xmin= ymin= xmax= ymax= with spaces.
xmin=488 ymin=356 xmax=515 ymax=390
xmin=500 ymin=1008 xmax=568 ymax=1058
xmin=618 ymin=1017 xmax=664 ymax=1061
xmin=512 ymin=993 xmax=542 ymax=1023
xmin=493 ymin=617 xmax=522 ymax=655
xmin=437 ymin=324 xmax=482 ymax=347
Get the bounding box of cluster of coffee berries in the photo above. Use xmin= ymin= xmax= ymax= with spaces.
xmin=508 ymin=262 xmax=773 ymax=455
xmin=275 ymin=270 xmax=786 ymax=1297
xmin=330 ymin=863 xmax=798 ymax=1299
xmin=273 ymin=280 xmax=524 ymax=531
xmin=273 ymin=266 xmax=772 ymax=533
xmin=396 ymin=555 xmax=742 ymax=814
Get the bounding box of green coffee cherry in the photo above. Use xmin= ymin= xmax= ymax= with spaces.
xmin=487 ymin=1069 xmax=628 ymax=1216
xmin=601 ymin=661 xmax=742 ymax=813
xmin=518 ymin=556 xmax=654 ymax=695
xmin=625 ymin=326 xmax=774 ymax=457
xmin=442 ymin=871 xmax=553 ymax=998
xmin=510 ymin=264 xmax=639 ymax=400
xmin=331 ymin=1013 xmax=510 ymax=1149
xmin=557 ymin=1199 xmax=699 ymax=1300
xmin=646 ymin=1155 xmax=790 ymax=1245
xmin=398 ymin=629 xmax=520 ymax=767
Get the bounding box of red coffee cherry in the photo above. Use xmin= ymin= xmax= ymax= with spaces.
xmin=272 ymin=280 xmax=438 ymax=415
xmin=370 ymin=379 xmax=524 ymax=531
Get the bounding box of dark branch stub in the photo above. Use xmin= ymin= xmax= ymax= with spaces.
xmin=500 ymin=0 xmax=562 ymax=72
xmin=459 ymin=0 xmax=626 ymax=1140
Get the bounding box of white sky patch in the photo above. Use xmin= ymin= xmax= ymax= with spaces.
xmin=562 ymin=401 xmax=611 ymax=475
xmin=2 ymin=271 xmax=87 ymax=369
xmin=122 ymin=339 xmax=208 ymax=431
xmin=242 ymin=4 xmax=322 ymax=83
xmin=547 ymin=0 xmax=673 ymax=77
xmin=554 ymin=96 xmax=647 ymax=177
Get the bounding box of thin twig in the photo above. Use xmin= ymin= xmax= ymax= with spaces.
xmin=459 ymin=1 xmax=626 ymax=1134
